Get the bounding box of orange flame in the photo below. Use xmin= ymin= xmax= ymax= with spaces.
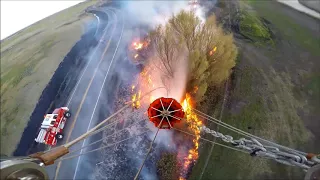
xmin=130 ymin=66 xmax=155 ymax=108
xmin=209 ymin=46 xmax=217 ymax=56
xmin=180 ymin=93 xmax=202 ymax=179
xmin=193 ymin=86 xmax=199 ymax=94
xmin=136 ymin=91 xmax=141 ymax=108
xmin=129 ymin=38 xmax=202 ymax=178
xmin=131 ymin=85 xmax=142 ymax=108
xmin=132 ymin=93 xmax=137 ymax=107
xmin=131 ymin=38 xmax=149 ymax=52
xmin=129 ymin=37 xmax=157 ymax=109
xmin=133 ymin=42 xmax=144 ymax=50
xmin=131 ymin=90 xmax=142 ymax=108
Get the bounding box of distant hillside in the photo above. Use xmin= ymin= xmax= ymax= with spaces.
xmin=0 ymin=0 xmax=98 ymax=156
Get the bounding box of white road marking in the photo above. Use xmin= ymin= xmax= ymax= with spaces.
xmin=93 ymin=14 xmax=100 ymax=37
xmin=43 ymin=12 xmax=102 ymax=152
xmin=66 ymin=12 xmax=109 ymax=107
xmin=72 ymin=9 xmax=124 ymax=180
xmin=53 ymin=9 xmax=114 ymax=180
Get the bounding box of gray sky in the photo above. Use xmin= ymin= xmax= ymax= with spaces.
xmin=1 ymin=1 xmax=83 ymax=40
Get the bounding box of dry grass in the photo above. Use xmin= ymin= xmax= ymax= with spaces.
xmin=191 ymin=42 xmax=310 ymax=179
xmin=0 ymin=0 xmax=98 ymax=156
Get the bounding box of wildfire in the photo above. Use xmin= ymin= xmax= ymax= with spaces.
xmin=131 ymin=85 xmax=141 ymax=108
xmin=133 ymin=42 xmax=144 ymax=50
xmin=129 ymin=36 xmax=156 ymax=108
xmin=130 ymin=66 xmax=156 ymax=108
xmin=209 ymin=46 xmax=217 ymax=56
xmin=193 ymin=86 xmax=199 ymax=94
xmin=130 ymin=38 xmax=151 ymax=63
xmin=129 ymin=37 xmax=202 ymax=179
xmin=180 ymin=93 xmax=203 ymax=179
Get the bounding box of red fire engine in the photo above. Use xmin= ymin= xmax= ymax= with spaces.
xmin=35 ymin=107 xmax=71 ymax=146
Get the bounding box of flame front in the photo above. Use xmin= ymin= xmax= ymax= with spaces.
xmin=131 ymin=85 xmax=141 ymax=108
xmin=180 ymin=93 xmax=202 ymax=180
xmin=129 ymin=37 xmax=155 ymax=108
xmin=129 ymin=37 xmax=202 ymax=179
xmin=133 ymin=42 xmax=144 ymax=50
xmin=130 ymin=64 xmax=155 ymax=108
xmin=209 ymin=46 xmax=217 ymax=56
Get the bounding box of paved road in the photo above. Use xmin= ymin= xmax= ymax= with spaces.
xmin=277 ymin=0 xmax=320 ymax=19
xmin=298 ymin=0 xmax=320 ymax=13
xmin=46 ymin=8 xmax=125 ymax=180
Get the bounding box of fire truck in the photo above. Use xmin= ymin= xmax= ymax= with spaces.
xmin=35 ymin=107 xmax=71 ymax=146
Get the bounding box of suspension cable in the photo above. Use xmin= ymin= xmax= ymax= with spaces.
xmin=169 ymin=111 xmax=317 ymax=169
xmin=68 ymin=119 xmax=145 ymax=155
xmin=192 ymin=108 xmax=307 ymax=156
xmin=173 ymin=127 xmax=249 ymax=154
xmin=44 ymin=114 xmax=125 ymax=154
xmin=58 ymin=130 xmax=150 ymax=162
xmin=64 ymin=105 xmax=130 ymax=148
xmin=63 ymin=87 xmax=165 ymax=148
xmin=134 ymin=118 xmax=164 ymax=180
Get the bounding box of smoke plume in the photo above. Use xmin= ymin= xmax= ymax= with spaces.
xmin=91 ymin=1 xmax=208 ymax=180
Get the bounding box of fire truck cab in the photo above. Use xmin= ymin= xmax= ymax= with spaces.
xmin=35 ymin=107 xmax=71 ymax=146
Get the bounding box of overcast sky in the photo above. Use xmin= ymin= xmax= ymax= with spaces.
xmin=1 ymin=1 xmax=84 ymax=40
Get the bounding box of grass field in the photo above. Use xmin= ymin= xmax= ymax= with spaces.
xmin=0 ymin=0 xmax=97 ymax=156
xmin=239 ymin=1 xmax=273 ymax=45
xmin=189 ymin=0 xmax=319 ymax=179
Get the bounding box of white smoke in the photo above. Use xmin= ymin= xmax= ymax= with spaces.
xmin=121 ymin=1 xmax=189 ymax=27
xmin=119 ymin=1 xmax=208 ymax=180
xmin=90 ymin=1 xmax=208 ymax=179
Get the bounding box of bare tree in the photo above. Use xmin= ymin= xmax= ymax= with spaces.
xmin=150 ymin=25 xmax=181 ymax=78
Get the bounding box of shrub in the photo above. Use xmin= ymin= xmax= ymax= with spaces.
xmin=156 ymin=153 xmax=180 ymax=180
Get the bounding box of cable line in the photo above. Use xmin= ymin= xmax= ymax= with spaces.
xmin=68 ymin=119 xmax=145 ymax=155
xmin=134 ymin=118 xmax=164 ymax=180
xmin=58 ymin=130 xmax=150 ymax=162
xmin=63 ymin=87 xmax=165 ymax=149
xmin=170 ymin=112 xmax=315 ymax=169
xmin=192 ymin=108 xmax=307 ymax=156
xmin=173 ymin=127 xmax=249 ymax=154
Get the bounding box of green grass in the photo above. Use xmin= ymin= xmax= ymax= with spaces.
xmin=238 ymin=0 xmax=274 ymax=46
xmin=190 ymin=46 xmax=309 ymax=179
xmin=0 ymin=0 xmax=98 ymax=156
xmin=306 ymin=75 xmax=320 ymax=104
xmin=1 ymin=0 xmax=97 ymax=52
xmin=0 ymin=39 xmax=55 ymax=136
xmin=234 ymin=66 xmax=256 ymax=98
xmin=189 ymin=64 xmax=269 ymax=180
xmin=188 ymin=0 xmax=317 ymax=179
xmin=247 ymin=0 xmax=320 ymax=56
xmin=1 ymin=39 xmax=54 ymax=88
xmin=239 ymin=11 xmax=272 ymax=44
